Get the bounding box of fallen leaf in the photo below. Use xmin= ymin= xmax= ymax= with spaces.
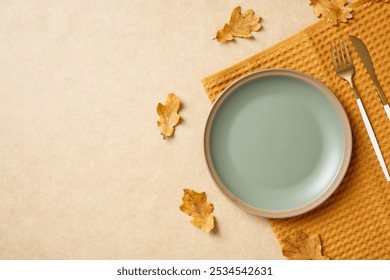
xmin=216 ymin=6 xmax=261 ymax=42
xmin=374 ymin=0 xmax=389 ymax=2
xmin=157 ymin=93 xmax=180 ymax=140
xmin=179 ymin=189 xmax=215 ymax=233
xmin=282 ymin=231 xmax=330 ymax=260
xmin=310 ymin=0 xmax=353 ymax=25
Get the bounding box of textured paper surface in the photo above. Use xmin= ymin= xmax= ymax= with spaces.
xmin=0 ymin=0 xmax=321 ymax=259
xmin=202 ymin=0 xmax=390 ymax=259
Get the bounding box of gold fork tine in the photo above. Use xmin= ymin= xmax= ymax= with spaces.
xmin=337 ymin=39 xmax=347 ymax=68
xmin=331 ymin=42 xmax=337 ymax=69
xmin=342 ymin=38 xmax=352 ymax=66
xmin=335 ymin=40 xmax=341 ymax=66
xmin=335 ymin=41 xmax=341 ymax=67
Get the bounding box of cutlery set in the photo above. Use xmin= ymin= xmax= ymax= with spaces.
xmin=331 ymin=36 xmax=390 ymax=182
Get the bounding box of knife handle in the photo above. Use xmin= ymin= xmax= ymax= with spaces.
xmin=385 ymin=104 xmax=390 ymax=121
xmin=356 ymin=98 xmax=390 ymax=181
xmin=372 ymin=78 xmax=388 ymax=106
xmin=371 ymin=76 xmax=387 ymax=105
xmin=372 ymin=78 xmax=390 ymax=120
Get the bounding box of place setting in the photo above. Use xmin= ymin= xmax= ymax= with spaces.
xmin=202 ymin=0 xmax=390 ymax=259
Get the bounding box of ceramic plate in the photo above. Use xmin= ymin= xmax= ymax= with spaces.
xmin=204 ymin=69 xmax=352 ymax=218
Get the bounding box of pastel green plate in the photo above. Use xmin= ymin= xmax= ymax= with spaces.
xmin=204 ymin=69 xmax=352 ymax=218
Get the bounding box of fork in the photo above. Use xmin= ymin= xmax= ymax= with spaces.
xmin=331 ymin=38 xmax=390 ymax=182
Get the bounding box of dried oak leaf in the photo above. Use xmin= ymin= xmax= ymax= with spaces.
xmin=157 ymin=93 xmax=180 ymax=140
xmin=179 ymin=189 xmax=214 ymax=233
xmin=216 ymin=6 xmax=261 ymax=42
xmin=282 ymin=231 xmax=330 ymax=260
xmin=310 ymin=0 xmax=353 ymax=25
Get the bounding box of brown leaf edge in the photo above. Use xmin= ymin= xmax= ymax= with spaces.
xmin=281 ymin=231 xmax=330 ymax=260
xmin=215 ymin=6 xmax=261 ymax=42
xmin=309 ymin=0 xmax=353 ymax=26
xmin=179 ymin=189 xmax=215 ymax=233
xmin=156 ymin=93 xmax=181 ymax=140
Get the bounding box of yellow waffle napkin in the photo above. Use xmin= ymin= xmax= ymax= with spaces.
xmin=202 ymin=0 xmax=390 ymax=259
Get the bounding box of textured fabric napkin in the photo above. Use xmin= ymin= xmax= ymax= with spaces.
xmin=202 ymin=0 xmax=390 ymax=259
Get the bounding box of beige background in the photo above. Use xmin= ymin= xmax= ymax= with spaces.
xmin=0 ymin=0 xmax=318 ymax=259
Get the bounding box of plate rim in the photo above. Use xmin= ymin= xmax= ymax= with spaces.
xmin=204 ymin=68 xmax=352 ymax=218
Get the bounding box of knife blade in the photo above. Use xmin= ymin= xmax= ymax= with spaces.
xmin=349 ymin=35 xmax=390 ymax=120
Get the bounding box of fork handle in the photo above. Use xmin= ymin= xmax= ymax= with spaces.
xmin=356 ymin=98 xmax=390 ymax=182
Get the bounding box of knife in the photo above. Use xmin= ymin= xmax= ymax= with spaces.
xmin=349 ymin=35 xmax=390 ymax=121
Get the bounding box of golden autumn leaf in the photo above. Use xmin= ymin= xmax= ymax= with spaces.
xmin=216 ymin=6 xmax=261 ymax=42
xmin=310 ymin=0 xmax=353 ymax=25
xmin=179 ymin=189 xmax=215 ymax=233
xmin=282 ymin=231 xmax=330 ymax=260
xmin=157 ymin=93 xmax=180 ymax=140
